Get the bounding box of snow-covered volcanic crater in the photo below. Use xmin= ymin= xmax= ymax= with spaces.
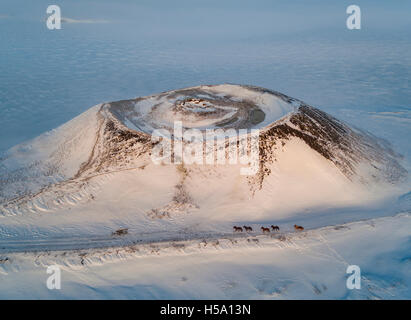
xmin=0 ymin=85 xmax=407 ymax=248
xmin=109 ymin=84 xmax=292 ymax=133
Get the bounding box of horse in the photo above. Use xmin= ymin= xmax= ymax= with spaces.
xmin=243 ymin=226 xmax=253 ymax=232
xmin=261 ymin=227 xmax=270 ymax=234
xmin=271 ymin=225 xmax=280 ymax=231
xmin=233 ymin=226 xmax=243 ymax=232
xmin=294 ymin=224 xmax=304 ymax=231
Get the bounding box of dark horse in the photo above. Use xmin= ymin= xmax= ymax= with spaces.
xmin=243 ymin=226 xmax=253 ymax=232
xmin=271 ymin=225 xmax=280 ymax=231
xmin=233 ymin=226 xmax=243 ymax=232
xmin=261 ymin=227 xmax=270 ymax=234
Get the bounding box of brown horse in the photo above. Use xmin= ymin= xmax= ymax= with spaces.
xmin=233 ymin=226 xmax=243 ymax=232
xmin=271 ymin=225 xmax=280 ymax=231
xmin=261 ymin=227 xmax=270 ymax=234
xmin=243 ymin=226 xmax=253 ymax=232
xmin=294 ymin=224 xmax=304 ymax=231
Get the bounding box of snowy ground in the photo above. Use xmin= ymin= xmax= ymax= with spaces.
xmin=1 ymin=213 xmax=410 ymax=299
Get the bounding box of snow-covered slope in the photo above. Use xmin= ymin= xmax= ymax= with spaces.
xmin=1 ymin=213 xmax=410 ymax=299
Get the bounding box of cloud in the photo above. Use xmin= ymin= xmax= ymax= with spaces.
xmin=61 ymin=17 xmax=109 ymax=24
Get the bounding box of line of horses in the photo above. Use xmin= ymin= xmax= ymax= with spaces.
xmin=233 ymin=224 xmax=304 ymax=233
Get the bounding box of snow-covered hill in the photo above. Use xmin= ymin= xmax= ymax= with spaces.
xmin=0 ymin=85 xmax=406 ymax=220
xmin=0 ymin=84 xmax=409 ymax=299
